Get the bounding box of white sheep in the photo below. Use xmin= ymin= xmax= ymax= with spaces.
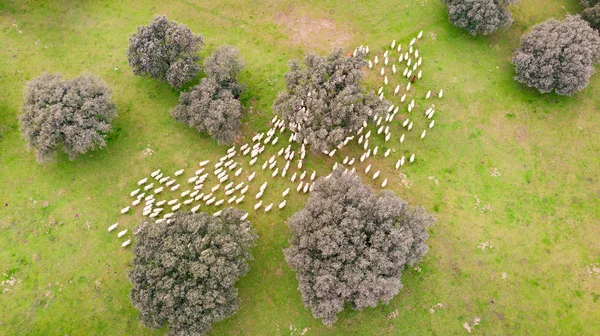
xmin=199 ymin=160 xmax=210 ymax=167
xmin=121 ymin=239 xmax=131 ymax=248
xmin=144 ymin=183 xmax=154 ymax=191
xmin=117 ymin=229 xmax=128 ymax=238
xmin=215 ymin=199 xmax=224 ymax=206
xmin=235 ymin=182 xmax=244 ymax=190
xmin=172 ymin=203 xmax=181 ymax=211
xmin=236 ymin=195 xmax=245 ymax=204
xmin=130 ymin=189 xmax=140 ymax=197
xmin=348 ymin=158 xmax=355 ymax=165
xmin=202 ymin=193 xmax=212 ymax=201
xmin=191 ymin=204 xmax=201 ymax=213
xmin=264 ymin=203 xmax=273 ymax=212
xmin=406 ymin=82 xmax=411 ymax=91
xmin=374 ymin=55 xmax=379 ymax=64
xmin=380 ymin=67 xmax=385 ymax=76
xmin=408 ymin=122 xmax=413 ymax=131
xmin=303 ymin=183 xmax=310 ymax=193
xmin=310 ymin=171 xmax=316 ymax=181
xmin=206 ymin=197 xmax=216 ymax=205
xmin=174 ymin=169 xmax=184 ymax=176
xmin=170 ymin=184 xmax=180 ymax=191
xmin=241 ymin=186 xmax=249 ymax=194
xmin=255 ymin=191 xmax=264 ymax=199
xmin=165 ymin=180 xmax=175 ymax=187
xmin=138 ymin=178 xmax=148 ymax=186
xmin=373 ymin=146 xmax=379 ymax=155
xmin=384 ymin=76 xmax=388 ymax=85
xmin=181 ymin=190 xmax=191 ymax=198
xmin=167 ymin=199 xmax=178 ymax=206
xmin=213 ymin=210 xmax=222 ymax=217
xmin=108 ymin=223 xmax=118 ymax=232
xmin=254 ymin=201 xmax=263 ymax=210
xmin=194 ymin=193 xmax=204 ymax=201
xmin=144 ymin=194 xmax=154 ymax=201
xmin=417 ymin=70 xmax=422 ymax=79
xmin=121 ymin=206 xmax=130 ymax=214
xmin=410 ymin=153 xmax=415 ymax=163
xmin=271 ymin=168 xmax=279 ymax=177
xmin=132 ymin=199 xmax=141 ymax=206
xmin=248 ymin=172 xmax=256 ymax=181
xmin=219 ymin=176 xmax=228 ymax=183
xmin=240 ymin=213 xmax=249 ymax=221
xmin=297 ymin=181 xmax=304 ymax=192
xmin=249 ymin=157 xmax=257 ymax=166
xmin=225 ymin=189 xmax=235 ymax=196
xmin=365 ymin=164 xmax=371 ymax=174
xmin=149 ymin=213 xmax=159 ymax=218
xmin=156 ymin=200 xmax=166 ymax=207
xmin=429 ymin=120 xmax=435 ymax=129
xmin=439 ymin=89 xmax=443 ymax=98
xmin=384 ymin=149 xmax=391 ymax=157
xmin=381 ymin=179 xmax=388 ymax=187
xmin=183 ymin=199 xmax=193 ymax=205
xmin=260 ymin=182 xmax=268 ymax=191
xmin=391 ymin=40 xmax=396 ymax=49
xmin=372 ymin=171 xmax=380 ymax=179
xmin=155 ymin=173 xmax=163 ymax=181
xmin=401 ymin=94 xmax=406 ymax=103
xmin=228 ymin=195 xmax=237 ymax=204
xmin=188 ymin=176 xmax=198 ymax=184
xmin=136 ymin=193 xmax=145 ymax=200
xmin=279 ymin=200 xmax=287 ymax=209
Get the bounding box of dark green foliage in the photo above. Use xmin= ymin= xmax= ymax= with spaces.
xmin=582 ymin=4 xmax=600 ymax=30
xmin=127 ymin=15 xmax=204 ymax=89
xmin=513 ymin=15 xmax=600 ymax=95
xmin=128 ymin=209 xmax=257 ymax=336
xmin=273 ymin=49 xmax=389 ymax=153
xmin=284 ymin=168 xmax=435 ymax=326
xmin=444 ymin=0 xmax=517 ymax=36
xmin=19 ymin=73 xmax=117 ymax=162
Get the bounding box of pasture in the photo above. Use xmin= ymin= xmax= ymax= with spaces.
xmin=0 ymin=0 xmax=599 ymax=334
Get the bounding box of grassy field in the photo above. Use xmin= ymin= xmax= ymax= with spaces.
xmin=1 ymin=0 xmax=599 ymax=335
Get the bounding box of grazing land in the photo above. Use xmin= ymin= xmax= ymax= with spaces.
xmin=0 ymin=0 xmax=599 ymax=334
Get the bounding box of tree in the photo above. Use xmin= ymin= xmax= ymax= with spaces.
xmin=203 ymin=45 xmax=245 ymax=98
xmin=128 ymin=209 xmax=257 ymax=336
xmin=581 ymin=0 xmax=599 ymax=8
xmin=582 ymin=3 xmax=600 ymax=30
xmin=284 ymin=168 xmax=435 ymax=326
xmin=172 ymin=46 xmax=245 ymax=145
xmin=273 ymin=49 xmax=389 ymax=153
xmin=171 ymin=77 xmax=242 ymax=145
xmin=513 ymin=15 xmax=600 ymax=95
xmin=19 ymin=73 xmax=117 ymax=162
xmin=127 ymin=15 xmax=204 ymax=89
xmin=444 ymin=0 xmax=517 ymax=36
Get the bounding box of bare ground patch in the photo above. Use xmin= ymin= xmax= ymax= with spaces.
xmin=274 ymin=11 xmax=352 ymax=52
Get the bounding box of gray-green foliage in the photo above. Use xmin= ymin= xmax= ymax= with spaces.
xmin=203 ymin=45 xmax=245 ymax=98
xmin=128 ymin=209 xmax=257 ymax=336
xmin=513 ymin=15 xmax=600 ymax=95
xmin=19 ymin=73 xmax=117 ymax=162
xmin=581 ymin=0 xmax=600 ymax=8
xmin=444 ymin=0 xmax=517 ymax=36
xmin=582 ymin=2 xmax=600 ymax=30
xmin=284 ymin=168 xmax=435 ymax=326
xmin=273 ymin=49 xmax=389 ymax=153
xmin=127 ymin=15 xmax=204 ymax=89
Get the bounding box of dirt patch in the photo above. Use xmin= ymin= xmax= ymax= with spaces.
xmin=274 ymin=11 xmax=352 ymax=52
xmin=515 ymin=125 xmax=529 ymax=144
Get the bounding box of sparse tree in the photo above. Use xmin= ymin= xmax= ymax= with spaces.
xmin=172 ymin=77 xmax=242 ymax=145
xmin=19 ymin=73 xmax=117 ymax=162
xmin=203 ymin=45 xmax=245 ymax=98
xmin=581 ymin=0 xmax=599 ymax=8
xmin=273 ymin=49 xmax=389 ymax=153
xmin=444 ymin=0 xmax=517 ymax=36
xmin=513 ymin=15 xmax=600 ymax=95
xmin=284 ymin=168 xmax=435 ymax=326
xmin=128 ymin=209 xmax=257 ymax=336
xmin=127 ymin=15 xmax=204 ymax=89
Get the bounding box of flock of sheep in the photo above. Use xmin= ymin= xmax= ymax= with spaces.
xmin=110 ymin=31 xmax=444 ymax=247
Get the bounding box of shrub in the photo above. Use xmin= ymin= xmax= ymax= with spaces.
xmin=513 ymin=15 xmax=600 ymax=95
xmin=128 ymin=209 xmax=257 ymax=336
xmin=444 ymin=0 xmax=517 ymax=36
xmin=284 ymin=168 xmax=435 ymax=326
xmin=203 ymin=45 xmax=245 ymax=98
xmin=127 ymin=15 xmax=204 ymax=89
xmin=19 ymin=73 xmax=117 ymax=162
xmin=273 ymin=49 xmax=389 ymax=153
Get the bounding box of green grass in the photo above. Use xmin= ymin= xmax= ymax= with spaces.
xmin=1 ymin=0 xmax=599 ymax=335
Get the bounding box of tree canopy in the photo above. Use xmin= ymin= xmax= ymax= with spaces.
xmin=128 ymin=209 xmax=257 ymax=336
xmin=273 ymin=49 xmax=389 ymax=153
xmin=127 ymin=15 xmax=204 ymax=89
xmin=284 ymin=167 xmax=435 ymax=326
xmin=444 ymin=0 xmax=517 ymax=36
xmin=203 ymin=45 xmax=245 ymax=98
xmin=19 ymin=73 xmax=117 ymax=162
xmin=513 ymin=15 xmax=600 ymax=95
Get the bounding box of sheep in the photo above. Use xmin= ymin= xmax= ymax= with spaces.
xmin=384 ymin=76 xmax=388 ymax=85
xmin=248 ymin=172 xmax=256 ymax=181
xmin=206 ymin=197 xmax=216 ymax=205
xmin=418 ymin=70 xmax=422 ymax=79
xmin=181 ymin=190 xmax=191 ymax=198
xmin=191 ymin=204 xmax=201 ymax=213
xmin=403 ymin=67 xmax=408 ymax=77
xmin=174 ymin=169 xmax=184 ymax=176
xmin=202 ymin=193 xmax=212 ymax=201
xmin=171 ymin=203 xmax=181 ymax=211
xmin=298 ymin=159 xmax=303 ymax=170
xmin=170 ymin=184 xmax=181 ymax=191
xmin=132 ymin=199 xmax=141 ymax=206
xmin=108 ymin=223 xmax=118 ymax=232
xmin=156 ymin=200 xmax=166 ymax=207
xmin=118 ymin=229 xmax=128 ymax=238
xmin=300 ymin=171 xmax=306 ymax=180
xmin=429 ymin=120 xmax=435 ymax=129
xmin=290 ymin=172 xmax=297 ymax=182
xmin=130 ymin=189 xmax=140 ymax=197
xmin=255 ymin=191 xmax=264 ymax=199
xmin=261 ymin=161 xmax=268 ymax=170
xmin=421 ymin=130 xmax=427 ymax=139
xmin=199 ymin=160 xmax=210 ymax=167
xmin=439 ymin=89 xmax=444 ymax=98
xmin=303 ymin=183 xmax=310 ymax=193
xmin=136 ymin=193 xmax=146 ymax=200
xmin=163 ymin=213 xmax=174 ymax=219
xmin=297 ymin=181 xmax=304 ymax=192
xmin=215 ymin=199 xmax=224 ymax=206
xmin=144 ymin=183 xmax=154 ymax=191
xmin=122 ymin=239 xmax=131 ymax=248
xmin=194 ymin=185 xmax=203 ymax=191
xmin=401 ymin=94 xmax=406 ymax=103
xmin=391 ymin=40 xmax=396 ymax=49
xmin=363 ymin=140 xmax=369 ymax=151
xmin=165 ymin=180 xmax=175 ymax=187
xmin=384 ymin=133 xmax=391 ymax=142
xmin=219 ymin=176 xmax=228 ymax=183
xmin=380 ymin=67 xmax=385 ymax=76
xmin=427 ymin=111 xmax=434 ymax=120
xmin=264 ymin=203 xmax=273 ymax=212
xmin=254 ymin=201 xmax=263 ymax=210
xmin=236 ymin=195 xmax=245 ymax=204
xmin=377 ymin=126 xmax=384 ymax=135
xmin=408 ymin=122 xmax=413 ymax=131
xmin=310 ymin=171 xmax=316 ymax=181
xmin=154 ymin=173 xmax=163 ymax=181
xmin=365 ymin=164 xmax=371 ymax=174
xmin=406 ymin=82 xmax=411 ymax=91
xmin=121 ymin=206 xmax=130 ymax=214
xmin=374 ymin=55 xmax=379 ymax=64
xmin=260 ymin=182 xmax=268 ymax=191
xmin=190 ymin=190 xmax=199 ymax=198
xmin=368 ymin=60 xmax=373 ymax=68
xmin=225 ymin=189 xmax=235 ymax=196
xmin=249 ymin=157 xmax=258 ymax=166
xmin=373 ymin=146 xmax=379 ymax=156
xmin=138 ymin=178 xmax=148 ymax=186
xmin=269 ymin=161 xmax=277 ymax=170
xmin=228 ymin=195 xmax=237 ymax=204
xmin=167 ymin=199 xmax=178 ymax=206
xmin=241 ymin=186 xmax=249 ymax=194
xmin=215 ymin=161 xmax=224 ymax=169
xmin=410 ymin=153 xmax=415 ymax=163
xmin=235 ymin=182 xmax=244 ymax=190
xmin=348 ymin=158 xmax=355 ymax=165
xmin=188 ymin=176 xmax=198 ymax=184
xmin=328 ymin=149 xmax=336 ymax=157
xmin=400 ymin=134 xmax=405 ymax=144
xmin=415 ymin=49 xmax=420 ymax=58
xmin=153 ymin=207 xmax=164 ymax=214
xmin=408 ymin=104 xmax=413 ymax=113
xmin=384 ymin=149 xmax=391 ymax=157
xmin=145 ymin=194 xmax=155 ymax=201
xmin=418 ymin=57 xmax=422 ymax=66
xmin=143 ymin=209 xmax=152 ymax=216
xmin=279 ymin=200 xmax=287 ymax=209
xmin=195 ymin=193 xmax=204 ymax=201
xmin=213 ymin=210 xmax=222 ymax=217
